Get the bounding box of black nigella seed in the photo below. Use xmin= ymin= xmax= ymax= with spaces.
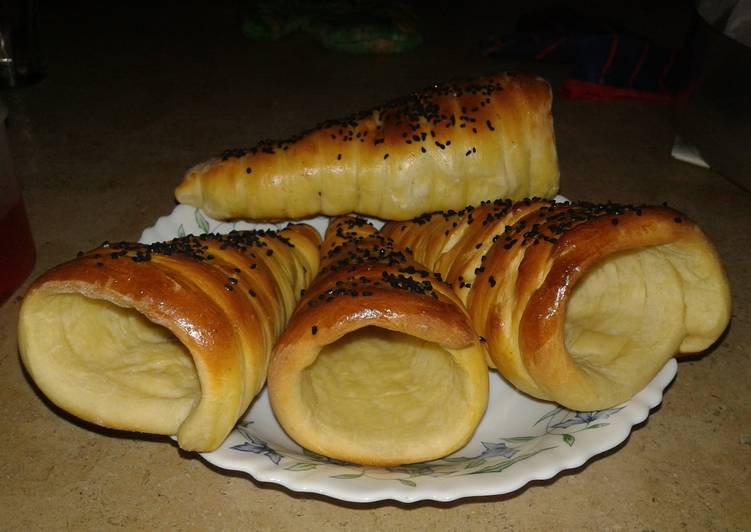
xmin=266 ymin=249 xmax=274 ymax=256
xmin=337 ymin=153 xmax=342 ymax=160
xmin=384 ymin=153 xmax=390 ymax=159
xmin=246 ymin=167 xmax=252 ymax=174
xmin=248 ymin=289 xmax=256 ymax=297
xmin=311 ymin=325 xmax=318 ymax=335
xmin=674 ymin=217 xmax=683 ymax=223
xmin=488 ymin=276 xmax=496 ymax=287
xmin=479 ymin=336 xmax=486 ymax=343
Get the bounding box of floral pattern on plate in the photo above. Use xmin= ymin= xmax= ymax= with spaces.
xmin=229 ymin=405 xmax=626 ymax=487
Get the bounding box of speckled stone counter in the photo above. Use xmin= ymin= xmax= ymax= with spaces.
xmin=1 ymin=3 xmax=749 ymax=530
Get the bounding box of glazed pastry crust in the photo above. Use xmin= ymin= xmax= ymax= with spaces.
xmin=175 ymin=72 xmax=559 ymax=221
xmin=382 ymin=199 xmax=732 ymax=410
xmin=268 ymin=216 xmax=489 ymax=466
xmin=18 ymin=226 xmax=320 ymax=452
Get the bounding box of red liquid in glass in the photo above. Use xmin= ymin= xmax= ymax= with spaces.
xmin=0 ymin=198 xmax=35 ymax=303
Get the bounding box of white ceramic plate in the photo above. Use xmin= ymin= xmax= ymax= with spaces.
xmin=139 ymin=204 xmax=677 ymax=504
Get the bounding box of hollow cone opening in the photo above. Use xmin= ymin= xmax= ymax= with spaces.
xmin=302 ymin=326 xmax=469 ymax=443
xmin=19 ymin=291 xmax=199 ymax=434
xmin=565 ymin=246 xmax=686 ymax=382
xmin=543 ymin=239 xmax=731 ymax=409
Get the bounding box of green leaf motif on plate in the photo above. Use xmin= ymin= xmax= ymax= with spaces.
xmin=502 ymin=436 xmax=537 ymax=443
xmin=194 ymin=209 xmax=210 ymax=234
xmin=286 ymin=463 xmax=318 ymax=472
xmin=468 ymin=447 xmax=558 ymax=475
xmin=464 ymin=458 xmax=486 ymax=469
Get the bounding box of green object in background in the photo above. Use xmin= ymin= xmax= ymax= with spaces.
xmin=241 ymin=0 xmax=304 ymax=41
xmin=241 ymin=0 xmax=422 ymax=54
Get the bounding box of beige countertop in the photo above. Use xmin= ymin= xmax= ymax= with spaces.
xmin=1 ymin=3 xmax=749 ymax=530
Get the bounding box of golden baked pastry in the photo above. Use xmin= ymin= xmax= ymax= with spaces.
xmin=267 ymin=216 xmax=489 ymax=466
xmin=18 ymin=226 xmax=320 ymax=452
xmin=175 ymin=72 xmax=559 ymax=221
xmin=382 ymin=199 xmax=732 ymax=411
